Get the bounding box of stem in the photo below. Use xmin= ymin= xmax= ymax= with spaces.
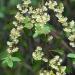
xmin=51 ymin=30 xmax=74 ymax=52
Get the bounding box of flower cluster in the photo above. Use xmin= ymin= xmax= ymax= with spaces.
xmin=32 ymin=46 xmax=49 ymax=62
xmin=49 ymin=56 xmax=66 ymax=75
xmin=17 ymin=1 xmax=50 ymax=24
xmin=17 ymin=0 xmax=51 ymax=37
xmin=32 ymin=46 xmax=44 ymax=61
xmin=6 ymin=2 xmax=25 ymax=53
xmin=45 ymin=1 xmax=57 ymax=10
xmin=32 ymin=46 xmax=66 ymax=75
xmin=45 ymin=0 xmax=75 ymax=47
xmin=6 ymin=0 xmax=52 ymax=54
xmin=38 ymin=55 xmax=66 ymax=75
xmin=31 ymin=7 xmax=50 ymax=24
xmin=7 ymin=22 xmax=23 ymax=53
xmin=56 ymin=11 xmax=75 ymax=47
xmin=6 ymin=0 xmax=68 ymax=71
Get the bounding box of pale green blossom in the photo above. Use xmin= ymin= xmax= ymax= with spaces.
xmin=45 ymin=1 xmax=57 ymax=10
xmin=49 ymin=55 xmax=66 ymax=75
xmin=32 ymin=46 xmax=44 ymax=60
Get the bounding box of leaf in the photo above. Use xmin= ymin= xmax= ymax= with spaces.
xmin=2 ymin=56 xmax=13 ymax=68
xmin=0 ymin=51 xmax=9 ymax=60
xmin=24 ymin=22 xmax=33 ymax=29
xmin=12 ymin=57 xmax=21 ymax=62
xmin=23 ymin=16 xmax=33 ymax=29
xmin=67 ymin=53 xmax=75 ymax=58
xmin=7 ymin=59 xmax=13 ymax=68
xmin=33 ymin=23 xmax=53 ymax=38
xmin=66 ymin=66 xmax=72 ymax=74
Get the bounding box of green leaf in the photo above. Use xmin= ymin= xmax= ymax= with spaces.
xmin=66 ymin=66 xmax=72 ymax=74
xmin=33 ymin=23 xmax=52 ymax=38
xmin=23 ymin=16 xmax=33 ymax=29
xmin=24 ymin=22 xmax=33 ymax=29
xmin=67 ymin=53 xmax=75 ymax=58
xmin=0 ymin=51 xmax=9 ymax=60
xmin=12 ymin=57 xmax=21 ymax=62
xmin=7 ymin=59 xmax=13 ymax=68
xmin=2 ymin=55 xmax=21 ymax=68
xmin=2 ymin=56 xmax=13 ymax=68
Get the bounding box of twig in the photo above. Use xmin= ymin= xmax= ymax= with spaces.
xmin=51 ymin=30 xmax=74 ymax=52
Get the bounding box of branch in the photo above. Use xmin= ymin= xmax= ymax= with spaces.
xmin=51 ymin=30 xmax=74 ymax=52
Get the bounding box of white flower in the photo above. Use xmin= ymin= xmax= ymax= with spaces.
xmin=12 ymin=47 xmax=19 ymax=53
xmin=7 ymin=48 xmax=12 ymax=53
xmin=15 ymin=12 xmax=25 ymax=22
xmin=10 ymin=28 xmax=20 ymax=40
xmin=7 ymin=41 xmax=13 ymax=47
xmin=42 ymin=57 xmax=48 ymax=62
xmin=48 ymin=1 xmax=57 ymax=10
xmin=32 ymin=46 xmax=44 ymax=60
xmin=13 ymin=21 xmax=18 ymax=27
xmin=63 ymin=28 xmax=71 ymax=32
xmin=56 ymin=72 xmax=61 ymax=75
xmin=62 ymin=22 xmax=68 ymax=26
xmin=21 ymin=9 xmax=28 ymax=13
xmin=17 ymin=4 xmax=22 ymax=10
xmin=7 ymin=47 xmax=19 ymax=53
xmin=42 ymin=6 xmax=47 ymax=11
xmin=17 ymin=25 xmax=24 ymax=31
xmin=55 ymin=13 xmax=62 ymax=18
xmin=54 ymin=3 xmax=64 ymax=13
xmin=58 ymin=17 xmax=68 ymax=24
xmin=23 ymin=0 xmax=31 ymax=5
xmin=54 ymin=56 xmax=60 ymax=60
xmin=39 ymin=72 xmax=44 ymax=75
xmin=68 ymin=35 xmax=75 ymax=41
xmin=69 ymin=20 xmax=75 ymax=28
xmin=70 ymin=42 xmax=75 ymax=47
xmin=47 ymin=35 xmax=53 ymax=42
